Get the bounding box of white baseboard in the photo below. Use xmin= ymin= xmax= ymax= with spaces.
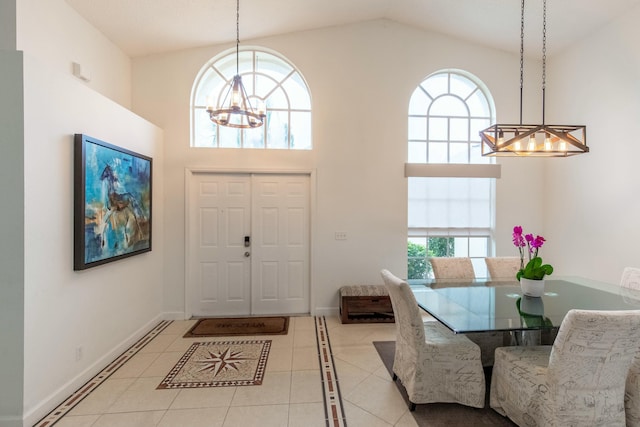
xmin=314 ymin=307 xmax=339 ymax=318
xmin=23 ymin=314 xmax=164 ymax=427
xmin=165 ymin=310 xmax=337 ymax=319
xmin=163 ymin=311 xmax=186 ymax=320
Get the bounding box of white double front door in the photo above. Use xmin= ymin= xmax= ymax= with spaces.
xmin=187 ymin=173 xmax=310 ymax=317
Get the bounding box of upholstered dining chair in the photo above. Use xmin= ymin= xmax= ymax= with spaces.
xmin=490 ymin=309 xmax=640 ymax=427
xmin=429 ymin=257 xmax=475 ymax=279
xmin=484 ymin=257 xmax=521 ymax=280
xmin=380 ymin=269 xmax=485 ymax=410
xmin=618 ymin=267 xmax=640 ymax=426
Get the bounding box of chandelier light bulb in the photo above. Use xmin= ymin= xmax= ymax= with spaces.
xmin=544 ymin=135 xmax=552 ymax=151
xmin=558 ymin=140 xmax=567 ymax=151
xmin=527 ymin=134 xmax=536 ymax=151
xmin=256 ymin=99 xmax=266 ymax=116
xmin=231 ymin=78 xmax=241 ymax=108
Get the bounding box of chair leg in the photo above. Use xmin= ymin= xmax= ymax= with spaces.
xmin=392 ymin=373 xmax=415 ymax=411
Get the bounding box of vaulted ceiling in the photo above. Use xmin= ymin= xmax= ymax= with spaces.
xmin=65 ymin=0 xmax=640 ymax=58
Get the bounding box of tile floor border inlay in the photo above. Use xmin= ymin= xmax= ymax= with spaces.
xmin=32 ymin=320 xmax=173 ymax=427
xmin=315 ymin=316 xmax=347 ymax=427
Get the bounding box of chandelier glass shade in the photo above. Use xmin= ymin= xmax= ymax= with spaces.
xmin=481 ymin=0 xmax=588 ymax=157
xmin=206 ymin=0 xmax=265 ymax=129
xmin=207 ymin=75 xmax=265 ymax=128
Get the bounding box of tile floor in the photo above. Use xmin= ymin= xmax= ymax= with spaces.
xmin=50 ymin=316 xmax=419 ymax=427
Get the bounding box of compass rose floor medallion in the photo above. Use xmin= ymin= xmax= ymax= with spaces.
xmin=158 ymin=340 xmax=271 ymax=389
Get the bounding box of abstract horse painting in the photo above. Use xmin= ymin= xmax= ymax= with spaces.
xmin=74 ymin=134 xmax=152 ymax=270
xmin=99 ymin=164 xmax=145 ymax=250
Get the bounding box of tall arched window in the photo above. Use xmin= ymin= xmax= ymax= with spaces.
xmin=191 ymin=48 xmax=312 ymax=149
xmin=407 ymin=70 xmax=498 ymax=279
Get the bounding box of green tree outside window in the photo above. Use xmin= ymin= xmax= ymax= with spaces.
xmin=407 ymin=238 xmax=455 ymax=279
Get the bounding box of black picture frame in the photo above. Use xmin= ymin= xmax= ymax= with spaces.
xmin=73 ymin=134 xmax=152 ymax=270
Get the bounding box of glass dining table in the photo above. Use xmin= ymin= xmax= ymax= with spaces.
xmin=408 ymin=276 xmax=640 ymax=340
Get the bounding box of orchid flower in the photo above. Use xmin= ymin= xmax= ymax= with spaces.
xmin=512 ymin=226 xmax=526 ymax=271
xmin=512 ymin=226 xmax=553 ymax=281
xmin=531 ymin=235 xmax=545 ymax=257
xmin=512 ymin=226 xmax=525 ymax=247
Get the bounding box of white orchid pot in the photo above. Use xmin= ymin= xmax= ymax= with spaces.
xmin=520 ymin=278 xmax=545 ymax=298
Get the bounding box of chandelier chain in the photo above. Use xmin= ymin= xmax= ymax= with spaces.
xmin=236 ymin=0 xmax=240 ymax=75
xmin=542 ymin=0 xmax=547 ymax=123
xmin=542 ymin=0 xmax=547 ymax=90
xmin=519 ymin=0 xmax=525 ymax=124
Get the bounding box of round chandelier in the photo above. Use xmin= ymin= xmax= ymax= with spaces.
xmin=206 ymin=0 xmax=266 ymax=129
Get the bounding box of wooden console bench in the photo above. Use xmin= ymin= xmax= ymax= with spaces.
xmin=339 ymin=285 xmax=394 ymax=324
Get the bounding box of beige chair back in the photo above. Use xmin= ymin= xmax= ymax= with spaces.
xmin=429 ymin=257 xmax=474 ymax=279
xmin=621 ymin=267 xmax=640 ymax=290
xmin=548 ymin=309 xmax=640 ymax=422
xmin=618 ymin=267 xmax=640 ymax=425
xmin=485 ymin=257 xmax=521 ymax=280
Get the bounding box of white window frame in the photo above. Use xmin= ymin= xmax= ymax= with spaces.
xmin=190 ymin=47 xmax=312 ymax=150
xmin=407 ymin=69 xmax=497 ymax=279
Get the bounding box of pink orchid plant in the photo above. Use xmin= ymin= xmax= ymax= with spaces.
xmin=512 ymin=226 xmax=554 ymax=281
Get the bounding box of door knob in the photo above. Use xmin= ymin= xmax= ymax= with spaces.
xmin=244 ymin=251 xmax=250 ymax=257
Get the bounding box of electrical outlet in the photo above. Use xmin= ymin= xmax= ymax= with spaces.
xmin=335 ymin=232 xmax=347 ymax=240
xmin=75 ymin=346 xmax=83 ymax=362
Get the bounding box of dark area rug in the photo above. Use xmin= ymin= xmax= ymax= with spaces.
xmin=373 ymin=341 xmax=516 ymax=426
xmin=184 ymin=316 xmax=289 ymax=337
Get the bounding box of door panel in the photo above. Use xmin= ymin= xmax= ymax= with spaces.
xmin=188 ymin=174 xmax=251 ymax=316
xmin=251 ymin=175 xmax=310 ymax=314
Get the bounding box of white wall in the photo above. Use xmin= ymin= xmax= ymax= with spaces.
xmin=544 ymin=3 xmax=640 ymax=283
xmin=19 ymin=53 xmax=165 ymax=425
xmin=131 ymin=19 xmax=545 ymax=317
xmin=16 ymin=0 xmax=132 ymax=108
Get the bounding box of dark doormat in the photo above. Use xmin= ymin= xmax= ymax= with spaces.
xmin=372 ymin=341 xmax=517 ymax=426
xmin=184 ymin=316 xmax=289 ymax=337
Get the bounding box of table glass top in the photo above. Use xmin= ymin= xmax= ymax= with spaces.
xmin=409 ymin=277 xmax=640 ymax=333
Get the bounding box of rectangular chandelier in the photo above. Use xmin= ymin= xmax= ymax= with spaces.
xmin=480 ymin=124 xmax=588 ymax=157
xmin=481 ymin=0 xmax=588 ymax=158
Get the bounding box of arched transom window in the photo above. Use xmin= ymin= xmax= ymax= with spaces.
xmin=408 ymin=70 xmax=493 ymax=164
xmin=191 ymin=48 xmax=312 ymax=149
